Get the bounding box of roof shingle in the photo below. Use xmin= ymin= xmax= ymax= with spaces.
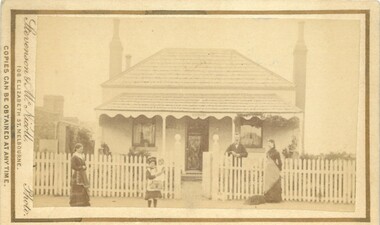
xmin=102 ymin=48 xmax=294 ymax=89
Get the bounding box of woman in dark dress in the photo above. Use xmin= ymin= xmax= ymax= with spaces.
xmin=69 ymin=143 xmax=90 ymax=207
xmin=245 ymin=139 xmax=282 ymax=205
xmin=263 ymin=139 xmax=282 ymax=202
xmin=145 ymin=157 xmax=165 ymax=207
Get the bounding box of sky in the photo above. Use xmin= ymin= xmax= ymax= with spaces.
xmin=35 ymin=16 xmax=361 ymax=154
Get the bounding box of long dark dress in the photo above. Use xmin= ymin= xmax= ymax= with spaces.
xmin=69 ymin=153 xmax=90 ymax=207
xmin=263 ymin=148 xmax=282 ymax=202
xmin=245 ymin=148 xmax=282 ymax=205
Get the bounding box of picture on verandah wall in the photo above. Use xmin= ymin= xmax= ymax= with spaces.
xmin=33 ymin=16 xmax=358 ymax=212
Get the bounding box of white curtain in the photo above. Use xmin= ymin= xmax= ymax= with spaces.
xmin=133 ymin=122 xmax=155 ymax=146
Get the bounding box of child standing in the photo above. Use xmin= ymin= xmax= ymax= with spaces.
xmin=145 ymin=157 xmax=165 ymax=207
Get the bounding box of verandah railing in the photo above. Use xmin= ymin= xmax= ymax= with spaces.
xmin=33 ymin=152 xmax=182 ymax=199
xmin=206 ymin=154 xmax=356 ymax=204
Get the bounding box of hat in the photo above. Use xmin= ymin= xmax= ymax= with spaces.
xmin=147 ymin=157 xmax=157 ymax=164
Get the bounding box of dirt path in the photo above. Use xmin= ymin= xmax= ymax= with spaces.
xmin=34 ymin=181 xmax=355 ymax=212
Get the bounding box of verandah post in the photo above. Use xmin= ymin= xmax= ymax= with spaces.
xmin=53 ymin=151 xmax=59 ymax=195
xmin=162 ymin=115 xmax=167 ymax=160
xmin=94 ymin=113 xmax=103 ymax=159
xmin=174 ymin=134 xmax=182 ymax=199
xmin=231 ymin=116 xmax=236 ymax=141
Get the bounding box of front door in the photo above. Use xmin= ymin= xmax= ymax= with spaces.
xmin=186 ymin=119 xmax=209 ymax=171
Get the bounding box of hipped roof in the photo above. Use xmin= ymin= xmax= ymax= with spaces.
xmin=102 ymin=48 xmax=294 ymax=89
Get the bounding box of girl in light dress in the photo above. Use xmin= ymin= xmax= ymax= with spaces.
xmin=145 ymin=157 xmax=165 ymax=207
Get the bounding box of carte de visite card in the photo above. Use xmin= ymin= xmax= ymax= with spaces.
xmin=0 ymin=0 xmax=379 ymax=224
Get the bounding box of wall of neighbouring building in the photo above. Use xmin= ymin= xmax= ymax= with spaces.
xmin=57 ymin=124 xmax=67 ymax=153
xmin=38 ymin=139 xmax=58 ymax=152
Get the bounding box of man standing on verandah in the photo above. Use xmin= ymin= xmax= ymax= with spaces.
xmin=225 ymin=134 xmax=248 ymax=158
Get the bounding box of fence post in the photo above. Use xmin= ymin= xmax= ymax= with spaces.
xmin=67 ymin=152 xmax=71 ymax=196
xmin=321 ymin=159 xmax=325 ymax=202
xmin=316 ymin=158 xmax=320 ymax=202
xmin=351 ymin=160 xmax=356 ymax=203
xmin=126 ymin=155 xmax=131 ymax=197
xmin=86 ymin=154 xmax=91 ymax=196
xmin=202 ymin=152 xmax=212 ymax=199
xmin=141 ymin=156 xmax=146 ymax=199
xmin=211 ymin=134 xmax=220 ymax=200
xmin=53 ymin=152 xmax=58 ymax=195
xmin=283 ymin=158 xmax=288 ymax=201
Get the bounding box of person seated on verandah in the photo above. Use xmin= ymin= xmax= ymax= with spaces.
xmin=225 ymin=134 xmax=248 ymax=158
xmin=245 ymin=139 xmax=283 ymax=205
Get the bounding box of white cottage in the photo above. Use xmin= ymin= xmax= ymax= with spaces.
xmin=95 ymin=20 xmax=307 ymax=175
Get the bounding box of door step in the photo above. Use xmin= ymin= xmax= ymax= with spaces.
xmin=182 ymin=171 xmax=202 ymax=181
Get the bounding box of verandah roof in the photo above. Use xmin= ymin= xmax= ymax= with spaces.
xmin=95 ymin=93 xmax=302 ymax=119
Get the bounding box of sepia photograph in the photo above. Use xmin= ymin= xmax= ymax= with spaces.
xmin=32 ymin=16 xmax=358 ymax=211
xmin=1 ymin=1 xmax=379 ymax=223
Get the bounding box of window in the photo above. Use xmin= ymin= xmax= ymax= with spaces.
xmin=132 ymin=118 xmax=156 ymax=147
xmin=240 ymin=119 xmax=263 ymax=148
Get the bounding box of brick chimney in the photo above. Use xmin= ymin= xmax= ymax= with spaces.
xmin=293 ymin=22 xmax=307 ymax=111
xmin=109 ymin=19 xmax=123 ymax=79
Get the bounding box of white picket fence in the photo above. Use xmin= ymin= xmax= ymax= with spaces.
xmin=34 ymin=152 xmax=182 ymax=199
xmin=214 ymin=156 xmax=265 ymax=200
xmin=282 ymin=158 xmax=356 ymax=203
xmin=214 ymin=155 xmax=356 ymax=203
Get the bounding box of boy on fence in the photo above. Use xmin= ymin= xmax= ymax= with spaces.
xmin=145 ymin=157 xmax=165 ymax=207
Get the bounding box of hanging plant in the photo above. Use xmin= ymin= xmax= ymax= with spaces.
xmin=238 ymin=112 xmax=266 ymax=120
xmin=240 ymin=116 xmax=263 ymax=128
xmin=264 ymin=116 xmax=299 ymax=129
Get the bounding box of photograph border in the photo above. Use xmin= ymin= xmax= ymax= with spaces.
xmin=10 ymin=9 xmax=370 ymax=223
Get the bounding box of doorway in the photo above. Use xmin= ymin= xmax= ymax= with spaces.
xmin=185 ymin=119 xmax=209 ymax=172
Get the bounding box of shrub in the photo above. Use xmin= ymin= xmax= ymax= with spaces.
xmin=299 ymin=151 xmax=355 ymax=160
xmin=128 ymin=146 xmax=151 ymax=158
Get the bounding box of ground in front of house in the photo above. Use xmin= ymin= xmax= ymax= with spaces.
xmin=34 ymin=181 xmax=354 ymax=212
xmin=34 ymin=195 xmax=355 ymax=212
